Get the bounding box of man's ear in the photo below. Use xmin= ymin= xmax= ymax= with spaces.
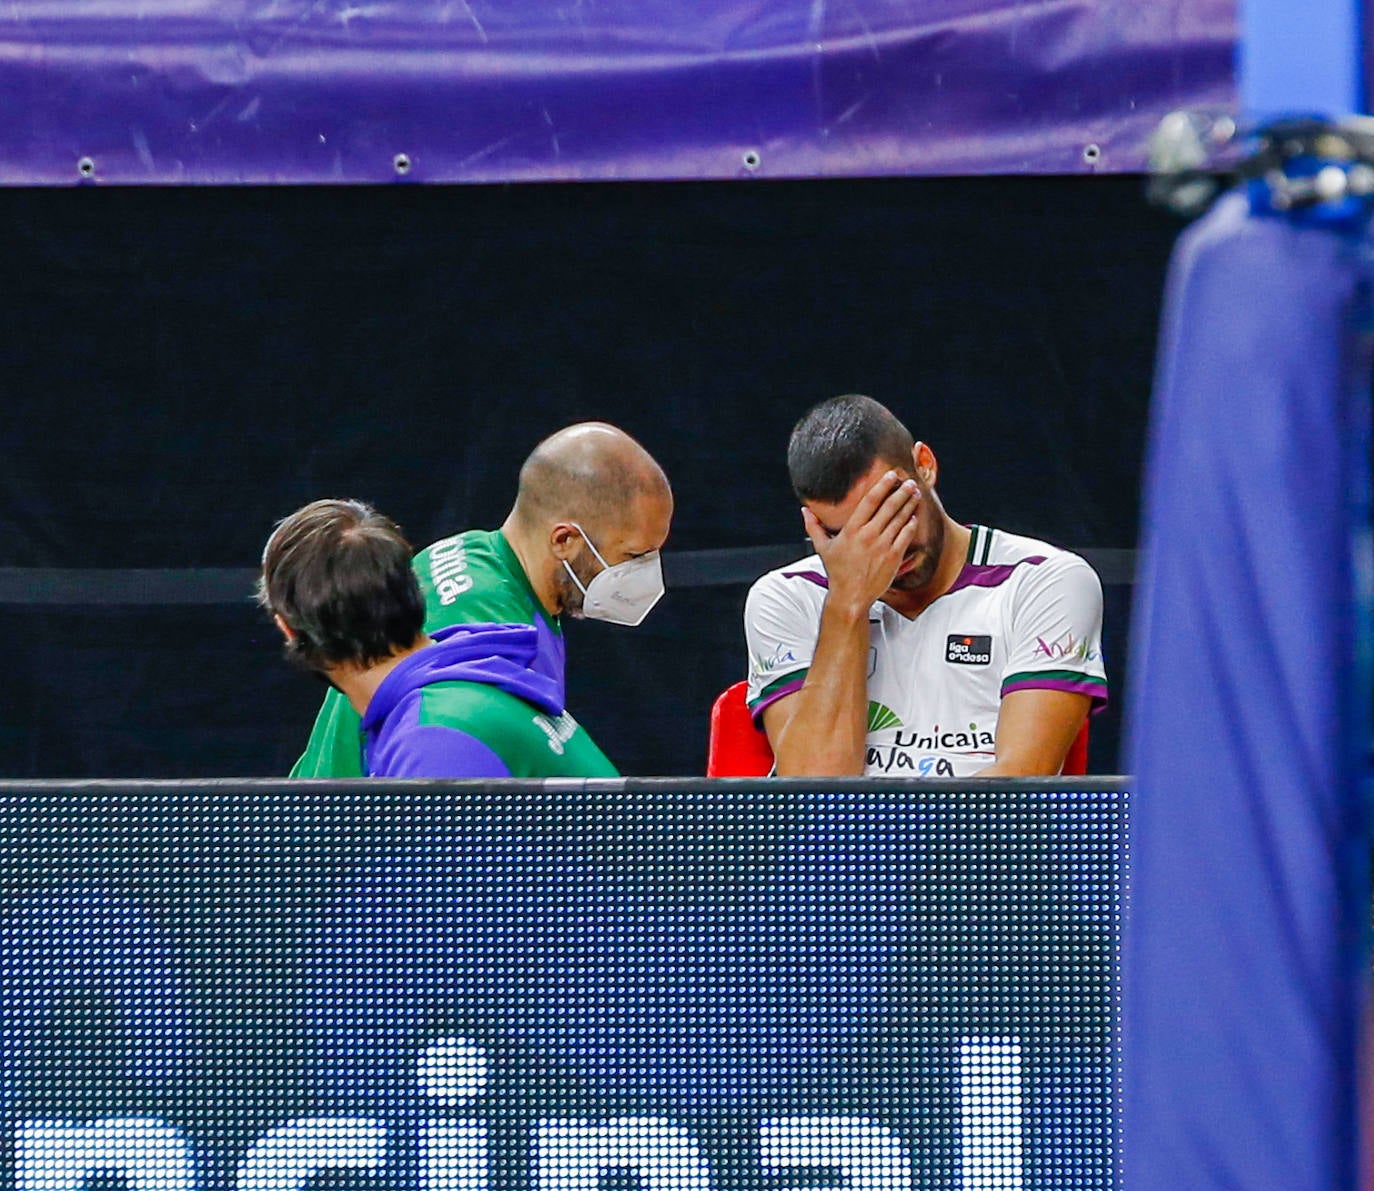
xmin=273 ymin=613 xmax=296 ymax=645
xmin=912 ymin=441 xmax=938 ymax=487
xmin=548 ymin=522 xmax=582 ymax=562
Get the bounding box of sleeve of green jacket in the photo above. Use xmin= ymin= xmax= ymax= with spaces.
xmin=289 ymin=687 xmax=365 ymax=778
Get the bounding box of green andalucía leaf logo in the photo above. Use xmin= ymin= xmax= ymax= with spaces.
xmin=867 ymin=700 xmax=903 ymax=731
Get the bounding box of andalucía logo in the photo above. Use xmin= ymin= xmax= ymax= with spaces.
xmin=1034 ymin=630 xmax=1100 ymax=663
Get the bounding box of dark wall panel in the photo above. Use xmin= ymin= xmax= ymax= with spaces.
xmin=0 ymin=177 xmax=1179 ymax=776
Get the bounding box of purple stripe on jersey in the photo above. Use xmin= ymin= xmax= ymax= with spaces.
xmin=782 ymin=568 xmax=829 ymax=588
xmin=1001 ymin=675 xmax=1109 ymax=705
xmin=946 ymin=556 xmax=1047 ymax=595
xmin=748 ymin=678 xmax=805 ymax=725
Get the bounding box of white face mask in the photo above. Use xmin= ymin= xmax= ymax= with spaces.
xmin=562 ymin=523 xmax=665 ymax=627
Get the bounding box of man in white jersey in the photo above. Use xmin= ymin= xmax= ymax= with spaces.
xmin=744 ymin=394 xmax=1107 ymax=777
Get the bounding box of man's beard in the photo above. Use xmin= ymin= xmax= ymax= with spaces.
xmin=888 ymin=519 xmax=944 ymax=592
xmin=556 ymin=554 xmax=592 ymax=618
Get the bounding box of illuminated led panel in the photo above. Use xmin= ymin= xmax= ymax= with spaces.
xmin=0 ymin=783 xmax=1125 ymax=1189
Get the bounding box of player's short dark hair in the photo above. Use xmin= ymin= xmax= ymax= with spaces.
xmin=257 ymin=498 xmax=424 ymax=672
xmin=787 ymin=394 xmax=917 ymax=504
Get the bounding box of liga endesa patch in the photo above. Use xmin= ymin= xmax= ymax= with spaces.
xmin=946 ymin=634 xmax=992 ymax=665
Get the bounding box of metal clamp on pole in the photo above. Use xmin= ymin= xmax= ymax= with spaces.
xmin=1148 ymin=112 xmax=1374 ymax=220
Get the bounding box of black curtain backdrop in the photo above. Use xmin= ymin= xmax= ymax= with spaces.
xmin=0 ymin=176 xmax=1180 ymax=776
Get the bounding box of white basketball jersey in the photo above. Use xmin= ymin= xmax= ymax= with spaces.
xmin=744 ymin=526 xmax=1107 ymax=777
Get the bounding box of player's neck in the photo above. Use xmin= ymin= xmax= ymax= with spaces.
xmin=882 ymin=519 xmax=971 ymax=619
xmin=334 ymin=635 xmax=434 ymax=717
xmin=500 ymin=513 xmax=563 ymax=618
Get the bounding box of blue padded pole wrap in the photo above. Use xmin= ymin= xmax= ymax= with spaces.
xmin=1125 ymin=191 xmax=1373 ymax=1190
xmin=1240 ymin=0 xmax=1363 ymax=117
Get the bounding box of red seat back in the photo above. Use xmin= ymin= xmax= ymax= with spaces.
xmin=1063 ymin=717 xmax=1090 ymax=776
xmin=706 ymin=681 xmax=774 ymax=776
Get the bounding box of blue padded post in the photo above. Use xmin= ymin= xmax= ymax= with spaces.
xmin=1125 ymin=189 xmax=1374 ymax=1189
xmin=1240 ymin=0 xmax=1363 ymax=116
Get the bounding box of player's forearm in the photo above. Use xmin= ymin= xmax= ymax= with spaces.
xmin=772 ymin=600 xmax=870 ymax=776
xmin=975 ymin=691 xmax=1091 ymax=777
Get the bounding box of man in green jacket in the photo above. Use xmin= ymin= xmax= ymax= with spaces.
xmin=287 ymin=421 xmax=673 ymax=777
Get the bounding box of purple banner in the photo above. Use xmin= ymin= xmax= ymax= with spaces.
xmin=0 ymin=0 xmax=1235 ymax=185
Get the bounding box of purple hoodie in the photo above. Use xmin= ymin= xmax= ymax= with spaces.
xmin=361 ymin=623 xmax=565 ymax=778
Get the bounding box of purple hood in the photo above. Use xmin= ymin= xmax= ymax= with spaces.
xmin=362 ymin=623 xmax=564 ymax=733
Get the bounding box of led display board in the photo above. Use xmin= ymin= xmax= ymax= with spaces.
xmin=0 ymin=779 xmax=1126 ymax=1189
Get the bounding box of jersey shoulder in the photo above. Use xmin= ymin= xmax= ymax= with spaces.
xmin=745 ymin=553 xmax=830 ymax=609
xmin=415 ymin=529 xmax=550 ymax=631
xmin=971 ymin=527 xmax=1100 ymax=588
xmin=973 ymin=526 xmax=1071 ymax=566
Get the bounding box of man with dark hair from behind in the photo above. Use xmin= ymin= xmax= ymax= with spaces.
xmin=259 ymin=498 xmax=427 ymax=679
xmin=261 ymin=497 xmax=626 ymax=778
xmin=283 ymin=422 xmax=673 ymax=778
xmin=745 ymin=394 xmax=1107 ymax=777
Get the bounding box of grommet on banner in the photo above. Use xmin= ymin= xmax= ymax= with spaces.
xmin=393 ymin=152 xmax=412 ymax=176
xmin=742 ymin=149 xmax=761 ymax=172
xmin=77 ymin=156 xmax=95 ymax=180
xmin=1082 ymin=143 xmax=1102 ymax=165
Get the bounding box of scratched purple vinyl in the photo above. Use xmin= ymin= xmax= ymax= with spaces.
xmin=0 ymin=0 xmax=1235 ymax=184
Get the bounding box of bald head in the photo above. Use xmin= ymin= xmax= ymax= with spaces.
xmin=501 ymin=422 xmax=673 ymax=619
xmin=512 ymin=422 xmax=671 ymax=535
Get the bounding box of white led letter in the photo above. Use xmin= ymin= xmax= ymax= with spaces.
xmin=16 ymin=1117 xmax=196 ymax=1191
xmin=236 ymin=1117 xmax=386 ymax=1191
xmin=420 ymin=1036 xmax=489 ymax=1191
xmin=759 ymin=1117 xmax=912 ymax=1189
xmin=533 ymin=1117 xmax=711 ymax=1190
xmin=957 ymin=1037 xmax=1023 ymax=1190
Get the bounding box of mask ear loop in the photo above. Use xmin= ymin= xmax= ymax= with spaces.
xmin=561 ymin=557 xmax=590 ymax=599
xmin=560 ymin=524 xmax=600 ymax=600
xmin=568 ymin=522 xmax=612 ymax=571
